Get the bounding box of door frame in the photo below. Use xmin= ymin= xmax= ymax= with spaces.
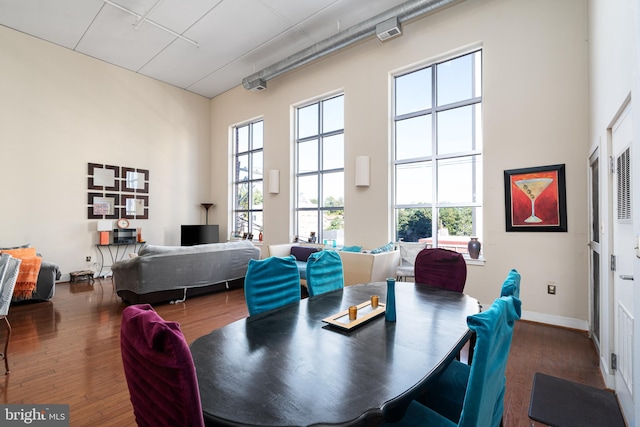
xmin=588 ymin=147 xmax=602 ymax=351
xmin=594 ymin=94 xmax=636 ymax=425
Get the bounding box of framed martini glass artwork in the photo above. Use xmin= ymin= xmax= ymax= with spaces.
xmin=504 ymin=164 xmax=567 ymax=232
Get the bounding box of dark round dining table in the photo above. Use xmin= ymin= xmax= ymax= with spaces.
xmin=190 ymin=281 xmax=480 ymax=427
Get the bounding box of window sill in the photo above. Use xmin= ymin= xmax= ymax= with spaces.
xmin=228 ymin=238 xmax=264 ymax=246
xmin=464 ymin=255 xmax=485 ymax=266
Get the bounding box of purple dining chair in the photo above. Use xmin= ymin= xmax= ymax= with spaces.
xmin=414 ymin=248 xmax=467 ymax=292
xmin=120 ymin=304 xmax=204 ymax=427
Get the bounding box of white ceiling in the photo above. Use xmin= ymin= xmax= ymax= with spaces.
xmin=0 ymin=0 xmax=410 ymax=98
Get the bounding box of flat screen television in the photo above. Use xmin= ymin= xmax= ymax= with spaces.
xmin=181 ymin=225 xmax=219 ymax=246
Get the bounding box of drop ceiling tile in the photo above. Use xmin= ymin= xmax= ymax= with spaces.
xmin=258 ymin=0 xmax=341 ymax=26
xmin=141 ymin=0 xmax=223 ymax=33
xmin=140 ymin=0 xmax=294 ymax=89
xmin=0 ymin=0 xmax=440 ymax=98
xmin=76 ymin=4 xmax=178 ymax=71
xmin=187 ymin=26 xmax=314 ymax=97
xmin=238 ymin=28 xmax=319 ymax=76
xmin=0 ymin=0 xmax=103 ymax=49
xmin=187 ymin=64 xmax=248 ymax=98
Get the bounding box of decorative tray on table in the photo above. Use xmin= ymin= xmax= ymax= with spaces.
xmin=322 ymin=300 xmax=386 ymax=330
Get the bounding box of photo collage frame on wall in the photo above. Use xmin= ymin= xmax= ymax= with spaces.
xmin=87 ymin=163 xmax=149 ymax=220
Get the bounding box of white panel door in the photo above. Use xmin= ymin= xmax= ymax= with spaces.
xmin=612 ymin=104 xmax=634 ymax=423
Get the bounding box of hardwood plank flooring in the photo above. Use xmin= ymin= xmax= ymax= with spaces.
xmin=2 ymin=280 xmax=607 ymax=426
xmin=504 ymin=320 xmax=605 ymax=427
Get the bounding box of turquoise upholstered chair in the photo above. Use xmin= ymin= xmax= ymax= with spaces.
xmin=382 ymin=295 xmax=522 ymax=427
xmin=306 ymin=250 xmax=344 ymax=297
xmin=244 ymin=256 xmax=301 ymax=316
xmin=500 ymin=269 xmax=521 ymax=299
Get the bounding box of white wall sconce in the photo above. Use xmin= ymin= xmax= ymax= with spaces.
xmin=268 ymin=170 xmax=280 ymax=194
xmin=355 ymin=156 xmax=370 ymax=187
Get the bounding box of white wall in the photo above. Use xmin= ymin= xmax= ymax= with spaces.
xmin=0 ymin=26 xmax=212 ymax=280
xmin=0 ymin=0 xmax=592 ymax=328
xmin=589 ymin=0 xmax=640 ymax=422
xmin=210 ymin=0 xmax=590 ymax=326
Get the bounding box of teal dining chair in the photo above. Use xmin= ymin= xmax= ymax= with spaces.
xmin=382 ymin=294 xmax=522 ymax=427
xmin=244 ymin=256 xmax=301 ymax=316
xmin=306 ymin=250 xmax=344 ymax=297
xmin=500 ymin=268 xmax=521 ymax=299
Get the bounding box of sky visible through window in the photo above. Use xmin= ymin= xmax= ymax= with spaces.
xmin=394 ymin=50 xmax=482 ymax=243
xmin=296 ymin=95 xmax=345 ymax=244
xmin=396 ymin=53 xmax=481 ymax=204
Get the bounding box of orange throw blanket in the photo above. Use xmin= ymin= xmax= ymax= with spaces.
xmin=1 ymin=248 xmax=42 ymax=299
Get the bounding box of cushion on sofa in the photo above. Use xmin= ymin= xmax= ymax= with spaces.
xmin=290 ymin=246 xmax=320 ymax=262
xmin=340 ymin=245 xmax=362 ymax=253
xmin=1 ymin=247 xmax=42 ymax=299
xmin=370 ymin=242 xmax=395 ymax=254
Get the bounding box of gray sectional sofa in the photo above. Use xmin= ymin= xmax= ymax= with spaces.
xmin=112 ymin=240 xmax=260 ymax=304
xmin=30 ymin=260 xmax=61 ymax=301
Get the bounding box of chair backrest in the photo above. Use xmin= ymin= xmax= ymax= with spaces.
xmin=414 ymin=248 xmax=467 ymax=292
xmin=120 ymin=304 xmax=204 ymax=427
xmin=244 ymin=256 xmax=301 ymax=316
xmin=500 ymin=268 xmax=521 ymax=299
xmin=458 ymin=295 xmax=522 ymax=427
xmin=0 ymin=254 xmax=21 ymax=316
xmin=306 ymin=250 xmax=344 ymax=297
xmin=398 ymin=242 xmax=426 ymax=266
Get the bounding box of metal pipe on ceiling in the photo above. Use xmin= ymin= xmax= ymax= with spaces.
xmin=242 ymin=0 xmax=463 ymax=91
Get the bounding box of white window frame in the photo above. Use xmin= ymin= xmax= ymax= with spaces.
xmin=294 ymin=94 xmax=345 ymax=245
xmin=231 ymin=119 xmax=264 ymax=240
xmin=392 ymin=49 xmax=483 ymax=255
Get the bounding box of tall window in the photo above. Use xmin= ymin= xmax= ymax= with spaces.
xmin=295 ymin=94 xmax=344 ymax=245
xmin=232 ymin=120 xmax=263 ymax=239
xmin=393 ymin=50 xmax=483 ymax=252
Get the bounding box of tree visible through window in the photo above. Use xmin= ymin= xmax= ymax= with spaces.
xmin=394 ymin=50 xmax=483 ymax=252
xmin=295 ymin=95 xmax=344 ymax=245
xmin=232 ymin=120 xmax=263 ymax=239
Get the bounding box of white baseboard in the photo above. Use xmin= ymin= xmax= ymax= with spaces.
xmin=600 ymin=355 xmax=616 ymax=389
xmin=521 ymin=310 xmax=589 ymax=331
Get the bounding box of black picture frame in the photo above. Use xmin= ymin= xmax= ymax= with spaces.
xmin=504 ymin=164 xmax=567 ymax=232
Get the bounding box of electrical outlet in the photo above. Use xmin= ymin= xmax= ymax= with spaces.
xmin=547 ymin=282 xmax=556 ymax=295
xmin=86 ymin=256 xmax=91 ymax=262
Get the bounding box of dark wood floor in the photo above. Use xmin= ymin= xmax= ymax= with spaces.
xmin=2 ymin=279 xmax=606 ymax=426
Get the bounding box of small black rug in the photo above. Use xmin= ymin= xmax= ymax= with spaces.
xmin=528 ymin=372 xmax=626 ymax=427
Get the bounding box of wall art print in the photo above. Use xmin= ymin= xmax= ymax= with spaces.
xmin=88 ymin=163 xmax=149 ymax=220
xmin=503 ymin=164 xmax=567 ymax=232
